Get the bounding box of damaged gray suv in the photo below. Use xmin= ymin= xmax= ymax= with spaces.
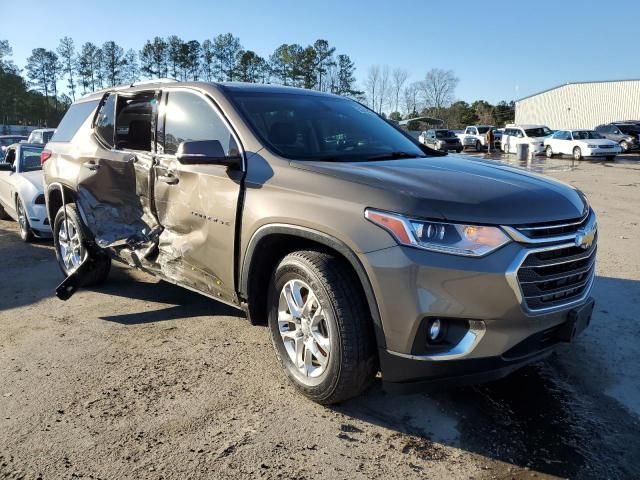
xmin=43 ymin=81 xmax=597 ymax=404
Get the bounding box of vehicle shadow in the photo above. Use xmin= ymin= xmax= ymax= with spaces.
xmin=334 ymin=275 xmax=640 ymax=479
xmin=93 ymin=266 xmax=244 ymax=324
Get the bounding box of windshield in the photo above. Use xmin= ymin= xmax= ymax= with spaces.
xmin=20 ymin=146 xmax=43 ymax=172
xmin=477 ymin=127 xmax=491 ymax=134
xmin=572 ymin=130 xmax=604 ymax=140
xmin=228 ymin=91 xmax=426 ymax=161
xmin=525 ymin=127 xmax=552 ymax=138
xmin=435 ymin=130 xmax=456 ymax=138
xmin=618 ymin=125 xmax=640 ymax=135
xmin=0 ymin=137 xmax=23 ymax=147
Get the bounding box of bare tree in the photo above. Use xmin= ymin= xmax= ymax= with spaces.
xmin=402 ymin=82 xmax=420 ymax=117
xmin=418 ymin=68 xmax=459 ymax=112
xmin=391 ymin=68 xmax=409 ymax=115
xmin=377 ymin=65 xmax=391 ymax=114
xmin=365 ymin=65 xmax=380 ymax=111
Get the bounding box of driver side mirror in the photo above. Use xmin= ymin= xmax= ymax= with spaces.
xmin=176 ymin=140 xmax=242 ymax=168
xmin=0 ymin=163 xmax=14 ymax=172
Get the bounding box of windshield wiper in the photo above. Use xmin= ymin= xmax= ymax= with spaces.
xmin=365 ymin=151 xmax=424 ymax=161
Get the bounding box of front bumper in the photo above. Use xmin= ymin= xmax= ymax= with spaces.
xmin=583 ymin=147 xmax=621 ymax=157
xmin=360 ymin=242 xmax=595 ymax=386
xmin=26 ymin=203 xmax=52 ymax=236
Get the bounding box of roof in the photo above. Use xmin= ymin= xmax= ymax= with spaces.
xmin=78 ymin=80 xmax=341 ymax=102
xmin=506 ymin=124 xmax=547 ymax=129
xmin=516 ymin=78 xmax=640 ymax=103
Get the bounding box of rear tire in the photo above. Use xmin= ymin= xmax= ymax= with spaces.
xmin=16 ymin=197 xmax=34 ymax=242
xmin=268 ymin=250 xmax=377 ymax=404
xmin=53 ymin=203 xmax=111 ymax=285
xmin=502 ymin=142 xmax=509 ymax=153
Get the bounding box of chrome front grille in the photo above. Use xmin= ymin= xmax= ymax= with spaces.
xmin=511 ymin=210 xmax=591 ymax=240
xmin=517 ymin=240 xmax=596 ymax=311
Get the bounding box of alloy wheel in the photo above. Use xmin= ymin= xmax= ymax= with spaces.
xmin=58 ymin=216 xmax=85 ymax=272
xmin=17 ymin=200 xmax=28 ymax=237
xmin=277 ymin=279 xmax=331 ymax=382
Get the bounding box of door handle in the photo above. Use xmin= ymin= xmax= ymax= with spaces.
xmin=82 ymin=161 xmax=100 ymax=171
xmin=158 ymin=173 xmax=179 ymax=185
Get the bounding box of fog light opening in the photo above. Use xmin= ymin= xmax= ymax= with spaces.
xmin=427 ymin=318 xmax=445 ymax=343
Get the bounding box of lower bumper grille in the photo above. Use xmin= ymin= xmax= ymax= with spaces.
xmin=517 ymin=240 xmax=596 ymax=310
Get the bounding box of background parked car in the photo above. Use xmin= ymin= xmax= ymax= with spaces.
xmin=0 ymin=135 xmax=28 ymax=161
xmin=594 ymin=123 xmax=640 ymax=152
xmin=456 ymin=125 xmax=500 ymax=151
xmin=501 ymin=124 xmax=552 ymax=155
xmin=26 ymin=128 xmax=56 ymax=145
xmin=0 ymin=143 xmax=50 ymax=241
xmin=544 ymin=130 xmax=620 ymax=160
xmin=418 ymin=129 xmax=463 ymax=152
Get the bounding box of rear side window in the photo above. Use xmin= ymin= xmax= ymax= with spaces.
xmin=95 ymin=94 xmax=117 ymax=147
xmin=51 ymin=100 xmax=99 ymax=143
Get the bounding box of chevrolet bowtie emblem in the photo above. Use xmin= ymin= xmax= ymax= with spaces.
xmin=575 ymin=226 xmax=596 ymax=249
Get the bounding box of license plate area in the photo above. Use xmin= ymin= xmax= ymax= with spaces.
xmin=557 ymin=298 xmax=595 ymax=342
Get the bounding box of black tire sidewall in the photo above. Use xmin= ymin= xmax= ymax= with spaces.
xmin=268 ymin=257 xmax=342 ymax=399
xmin=16 ymin=198 xmax=33 ymax=242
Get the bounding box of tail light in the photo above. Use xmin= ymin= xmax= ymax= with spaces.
xmin=40 ymin=150 xmax=52 ymax=165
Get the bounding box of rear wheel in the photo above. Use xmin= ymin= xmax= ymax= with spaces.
xmin=456 ymin=147 xmax=463 ymax=153
xmin=268 ymin=250 xmax=377 ymax=404
xmin=573 ymin=146 xmax=583 ymax=161
xmin=545 ymin=145 xmax=554 ymax=158
xmin=16 ymin=197 xmax=34 ymax=242
xmin=502 ymin=141 xmax=509 ymax=153
xmin=53 ymin=203 xmax=111 ymax=285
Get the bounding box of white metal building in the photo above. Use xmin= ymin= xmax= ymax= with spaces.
xmin=515 ymin=79 xmax=640 ymax=129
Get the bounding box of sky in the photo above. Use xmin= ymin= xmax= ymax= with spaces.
xmin=1 ymin=0 xmax=639 ymax=104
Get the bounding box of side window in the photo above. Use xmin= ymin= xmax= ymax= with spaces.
xmin=115 ymin=92 xmax=156 ymax=151
xmin=95 ymin=94 xmax=116 ymax=147
xmin=32 ymin=132 xmax=42 ymax=143
xmin=611 ymin=126 xmax=620 ymax=134
xmin=551 ymin=131 xmax=562 ymax=139
xmin=4 ymin=148 xmax=16 ymax=165
xmin=163 ymin=90 xmax=237 ymax=156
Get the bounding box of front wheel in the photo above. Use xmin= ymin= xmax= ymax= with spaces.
xmin=573 ymin=146 xmax=583 ymax=161
xmin=268 ymin=250 xmax=377 ymax=404
xmin=619 ymin=140 xmax=629 ymax=152
xmin=475 ymin=140 xmax=482 ymax=152
xmin=545 ymin=145 xmax=554 ymax=158
xmin=456 ymin=147 xmax=463 ymax=153
xmin=502 ymin=142 xmax=509 ymax=153
xmin=53 ymin=203 xmax=111 ymax=284
xmin=16 ymin=197 xmax=34 ymax=242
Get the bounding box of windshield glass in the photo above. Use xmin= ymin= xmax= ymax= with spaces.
xmin=525 ymin=127 xmax=552 ymax=138
xmin=20 ymin=146 xmax=43 ymax=172
xmin=477 ymin=127 xmax=490 ymax=134
xmin=0 ymin=137 xmax=23 ymax=147
xmin=435 ymin=130 xmax=455 ymax=138
xmin=618 ymin=125 xmax=640 ymax=135
xmin=228 ymin=91 xmax=426 ymax=161
xmin=572 ymin=130 xmax=604 ymax=140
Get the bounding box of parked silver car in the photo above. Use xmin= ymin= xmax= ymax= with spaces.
xmin=594 ymin=123 xmax=640 ymax=152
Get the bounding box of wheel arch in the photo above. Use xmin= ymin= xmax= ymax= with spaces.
xmin=239 ymin=224 xmax=386 ymax=349
xmin=46 ymin=182 xmax=77 ymax=225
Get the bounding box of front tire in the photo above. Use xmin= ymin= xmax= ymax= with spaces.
xmin=620 ymin=140 xmax=629 ymax=152
xmin=475 ymin=140 xmax=482 ymax=152
xmin=573 ymin=146 xmax=582 ymax=161
xmin=53 ymin=203 xmax=111 ymax=285
xmin=16 ymin=197 xmax=34 ymax=242
xmin=545 ymin=145 xmax=554 ymax=158
xmin=268 ymin=250 xmax=377 ymax=404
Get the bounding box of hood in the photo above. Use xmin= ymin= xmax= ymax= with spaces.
xmin=576 ymin=139 xmax=616 ymax=146
xmin=291 ymin=155 xmax=587 ymax=225
xmin=20 ymin=170 xmax=45 ymax=193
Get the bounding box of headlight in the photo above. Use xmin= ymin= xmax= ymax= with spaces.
xmin=365 ymin=209 xmax=510 ymax=257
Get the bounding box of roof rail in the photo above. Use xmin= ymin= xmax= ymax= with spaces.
xmin=130 ymin=78 xmax=179 ymax=87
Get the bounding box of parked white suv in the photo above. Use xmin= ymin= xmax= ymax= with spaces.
xmin=501 ymin=124 xmax=551 ymax=155
xmin=544 ymin=130 xmax=621 ymax=160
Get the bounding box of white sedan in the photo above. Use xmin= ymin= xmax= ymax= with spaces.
xmin=544 ymin=130 xmax=621 ymax=160
xmin=0 ymin=143 xmax=51 ymax=242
